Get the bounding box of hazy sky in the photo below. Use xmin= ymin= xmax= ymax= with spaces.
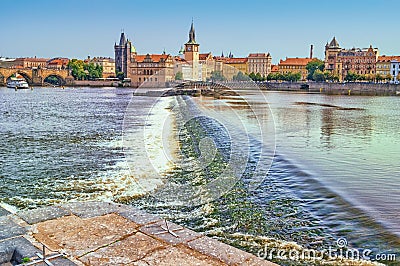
xmin=1 ymin=0 xmax=399 ymax=64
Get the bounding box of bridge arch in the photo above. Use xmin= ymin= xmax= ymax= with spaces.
xmin=43 ymin=74 xmax=66 ymax=86
xmin=6 ymin=71 xmax=33 ymax=85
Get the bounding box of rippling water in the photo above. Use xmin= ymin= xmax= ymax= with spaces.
xmin=1 ymin=87 xmax=399 ymax=265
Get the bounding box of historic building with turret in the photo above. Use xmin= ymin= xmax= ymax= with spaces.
xmin=324 ymin=37 xmax=379 ymax=81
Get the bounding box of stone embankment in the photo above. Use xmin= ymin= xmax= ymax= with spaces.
xmin=0 ymin=201 xmax=277 ymax=266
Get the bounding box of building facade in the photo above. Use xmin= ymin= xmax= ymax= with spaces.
xmin=247 ymin=53 xmax=272 ymax=77
xmin=325 ymin=37 xmax=379 ymax=81
xmin=376 ymin=55 xmax=400 ymax=79
xmin=391 ymin=60 xmax=400 ymax=82
xmin=278 ymin=57 xmax=314 ymax=81
xmin=87 ymin=57 xmax=115 ymax=78
xmin=114 ymin=32 xmax=174 ymax=87
xmin=14 ymin=57 xmax=49 ymax=68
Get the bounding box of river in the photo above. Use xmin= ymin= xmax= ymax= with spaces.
xmin=0 ymin=87 xmax=399 ymax=265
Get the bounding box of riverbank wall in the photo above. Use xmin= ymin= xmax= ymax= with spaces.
xmin=262 ymin=81 xmax=400 ymax=96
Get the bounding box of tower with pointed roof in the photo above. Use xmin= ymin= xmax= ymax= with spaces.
xmin=324 ymin=36 xmax=343 ymax=80
xmin=114 ymin=32 xmax=136 ymax=78
xmin=184 ymin=20 xmax=200 ymax=80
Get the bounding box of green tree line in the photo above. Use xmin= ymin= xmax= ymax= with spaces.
xmin=68 ymin=59 xmax=103 ymax=80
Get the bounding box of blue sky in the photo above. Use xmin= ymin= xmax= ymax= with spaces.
xmin=1 ymin=0 xmax=399 ymax=64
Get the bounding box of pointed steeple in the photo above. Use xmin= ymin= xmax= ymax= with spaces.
xmin=329 ymin=36 xmax=339 ymax=48
xmin=119 ymin=32 xmax=127 ymax=46
xmin=188 ymin=19 xmax=196 ymax=44
xmin=221 ymin=51 xmax=224 ymax=57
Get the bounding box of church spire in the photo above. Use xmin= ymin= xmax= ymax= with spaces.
xmin=188 ymin=19 xmax=196 ymax=44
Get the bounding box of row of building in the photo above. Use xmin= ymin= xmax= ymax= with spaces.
xmin=0 ymin=56 xmax=116 ymax=78
xmin=116 ymin=22 xmax=400 ymax=86
xmin=114 ymin=22 xmax=276 ymax=86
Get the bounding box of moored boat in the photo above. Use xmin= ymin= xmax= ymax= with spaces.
xmin=7 ymin=76 xmax=29 ymax=89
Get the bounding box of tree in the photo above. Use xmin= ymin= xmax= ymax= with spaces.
xmin=345 ymin=71 xmax=360 ymax=82
xmin=68 ymin=59 xmax=103 ymax=80
xmin=385 ymin=74 xmax=393 ymax=82
xmin=312 ymin=69 xmax=325 ymax=82
xmin=116 ymin=71 xmax=125 ymax=80
xmin=233 ymin=71 xmax=248 ymax=81
xmin=210 ymin=70 xmax=226 ymax=81
xmin=306 ymin=59 xmax=325 ymax=80
xmin=175 ymin=71 xmax=183 ymax=80
xmin=68 ymin=59 xmax=86 ymax=80
xmin=375 ymin=74 xmax=384 ymax=82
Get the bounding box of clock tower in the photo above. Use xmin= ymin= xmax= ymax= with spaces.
xmin=184 ymin=21 xmax=200 ymax=80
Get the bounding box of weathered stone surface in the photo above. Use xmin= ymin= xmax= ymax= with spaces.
xmin=134 ymin=246 xmax=225 ymax=266
xmin=59 ymin=201 xmax=129 ymax=218
xmin=140 ymin=220 xmax=202 ymax=245
xmin=240 ymin=256 xmax=280 ymax=266
xmin=0 ymin=216 xmax=26 ymax=240
xmin=34 ymin=213 xmax=139 ymax=256
xmin=17 ymin=206 xmax=70 ymax=224
xmin=119 ymin=208 xmax=162 ymax=225
xmin=186 ymin=236 xmax=255 ymax=265
xmin=79 ymin=232 xmax=166 ymax=265
xmin=0 ymin=207 xmax=10 ymax=217
xmin=0 ymin=237 xmax=40 ymax=264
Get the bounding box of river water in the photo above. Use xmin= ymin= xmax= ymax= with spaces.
xmin=0 ymin=87 xmax=399 ymax=265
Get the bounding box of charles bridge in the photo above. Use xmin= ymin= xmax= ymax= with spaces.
xmin=0 ymin=67 xmax=74 ymax=86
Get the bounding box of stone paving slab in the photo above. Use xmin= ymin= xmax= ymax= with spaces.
xmin=140 ymin=220 xmax=203 ymax=246
xmin=186 ymin=236 xmax=264 ymax=265
xmin=0 ymin=237 xmax=41 ymax=265
xmin=119 ymin=208 xmax=162 ymax=225
xmin=18 ymin=205 xmax=70 ymax=224
xmin=34 ymin=213 xmax=139 ymax=257
xmin=0 ymin=216 xmax=26 ymax=240
xmin=79 ymin=232 xmax=166 ymax=265
xmin=0 ymin=207 xmax=10 ymax=217
xmin=133 ymin=245 xmax=226 ymax=266
xmin=59 ymin=201 xmax=129 ymax=218
xmin=3 ymin=201 xmax=278 ymax=266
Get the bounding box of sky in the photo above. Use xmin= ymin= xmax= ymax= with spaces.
xmin=1 ymin=0 xmax=400 ymax=64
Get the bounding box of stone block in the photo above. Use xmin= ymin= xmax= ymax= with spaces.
xmin=59 ymin=201 xmax=129 ymax=218
xmin=79 ymin=232 xmax=166 ymax=265
xmin=17 ymin=206 xmax=70 ymax=224
xmin=134 ymin=246 xmax=225 ymax=266
xmin=0 ymin=216 xmax=26 ymax=240
xmin=33 ymin=213 xmax=139 ymax=257
xmin=186 ymin=236 xmax=254 ymax=265
xmin=140 ymin=220 xmax=202 ymax=245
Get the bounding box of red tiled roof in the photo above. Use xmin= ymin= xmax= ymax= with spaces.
xmin=279 ymin=57 xmax=314 ymax=66
xmin=134 ymin=54 xmax=170 ymax=63
xmin=213 ymin=56 xmax=228 ymax=62
xmin=377 ymin=55 xmax=400 ymax=62
xmin=47 ymin=58 xmax=69 ymax=65
xmin=225 ymin=58 xmax=248 ymax=64
xmin=271 ymin=65 xmax=279 ymax=72
xmin=199 ymin=53 xmax=212 ymax=60
xmin=248 ymin=53 xmax=271 ymax=58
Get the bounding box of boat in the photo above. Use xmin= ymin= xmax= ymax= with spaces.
xmin=7 ymin=77 xmax=29 ymax=89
